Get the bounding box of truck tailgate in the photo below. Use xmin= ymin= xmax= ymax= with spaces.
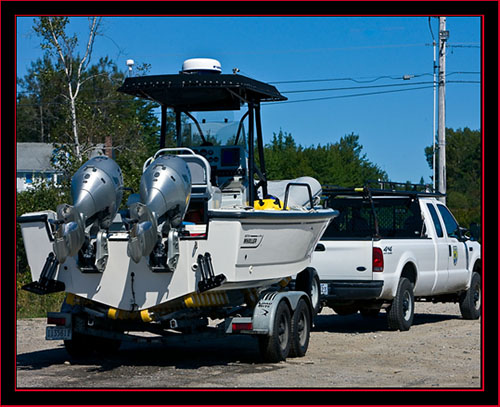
xmin=311 ymin=240 xmax=374 ymax=281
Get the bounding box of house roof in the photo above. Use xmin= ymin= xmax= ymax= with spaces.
xmin=16 ymin=143 xmax=57 ymax=172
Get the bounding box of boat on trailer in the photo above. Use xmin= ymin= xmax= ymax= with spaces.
xmin=18 ymin=58 xmax=337 ymax=362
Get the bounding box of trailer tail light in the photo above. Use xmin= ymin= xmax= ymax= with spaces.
xmin=232 ymin=322 xmax=253 ymax=332
xmin=373 ymin=247 xmax=384 ymax=272
xmin=47 ymin=316 xmax=67 ymax=326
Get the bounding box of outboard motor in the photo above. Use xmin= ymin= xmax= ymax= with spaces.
xmin=127 ymin=154 xmax=191 ymax=271
xmin=53 ymin=156 xmax=124 ymax=272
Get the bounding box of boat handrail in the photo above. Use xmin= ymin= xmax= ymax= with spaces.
xmin=153 ymin=147 xmax=197 ymax=159
xmin=143 ymin=148 xmax=199 ymax=172
xmin=282 ymin=182 xmax=314 ymax=211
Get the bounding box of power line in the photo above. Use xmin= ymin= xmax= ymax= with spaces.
xmin=281 ymin=81 xmax=435 ymax=94
xmin=264 ymin=85 xmax=436 ymax=105
xmin=268 ymin=71 xmax=478 ymax=86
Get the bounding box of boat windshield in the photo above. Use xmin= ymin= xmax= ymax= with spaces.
xmin=184 ymin=112 xmax=246 ymax=147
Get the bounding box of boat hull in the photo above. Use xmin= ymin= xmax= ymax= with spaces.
xmin=19 ymin=208 xmax=335 ymax=311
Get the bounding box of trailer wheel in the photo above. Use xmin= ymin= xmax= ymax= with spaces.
xmin=289 ymin=298 xmax=311 ymax=358
xmin=386 ymin=277 xmax=414 ymax=331
xmin=295 ymin=268 xmax=321 ymax=315
xmin=459 ymin=271 xmax=481 ymax=320
xmin=258 ymin=300 xmax=291 ymax=362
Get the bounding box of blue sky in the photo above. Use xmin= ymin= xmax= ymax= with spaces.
xmin=16 ymin=16 xmax=481 ymax=184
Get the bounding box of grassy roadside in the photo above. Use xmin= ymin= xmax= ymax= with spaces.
xmin=16 ymin=270 xmax=65 ymax=319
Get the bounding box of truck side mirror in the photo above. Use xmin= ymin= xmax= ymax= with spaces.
xmin=469 ymin=223 xmax=481 ymax=241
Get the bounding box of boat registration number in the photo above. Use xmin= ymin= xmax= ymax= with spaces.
xmin=46 ymin=326 xmax=72 ymax=340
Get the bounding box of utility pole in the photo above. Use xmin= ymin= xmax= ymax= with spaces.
xmin=437 ymin=17 xmax=449 ymax=203
xmin=432 ymin=33 xmax=437 ymax=192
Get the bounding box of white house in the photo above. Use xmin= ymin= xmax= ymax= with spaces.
xmin=16 ymin=143 xmax=62 ymax=192
xmin=16 ymin=143 xmax=106 ymax=192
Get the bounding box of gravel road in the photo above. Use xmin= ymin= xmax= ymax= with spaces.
xmin=16 ymin=301 xmax=481 ymax=389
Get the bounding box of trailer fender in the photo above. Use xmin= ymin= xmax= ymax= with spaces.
xmin=252 ymin=291 xmax=311 ymax=336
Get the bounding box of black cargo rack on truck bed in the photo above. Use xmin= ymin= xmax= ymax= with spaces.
xmin=322 ymin=180 xmax=446 ymax=199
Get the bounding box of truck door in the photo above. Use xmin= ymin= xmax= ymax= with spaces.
xmin=311 ymin=198 xmax=374 ymax=282
xmin=436 ymin=204 xmax=469 ymax=292
xmin=426 ymin=203 xmax=450 ymax=294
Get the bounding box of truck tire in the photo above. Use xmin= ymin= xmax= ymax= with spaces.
xmin=387 ymin=277 xmax=414 ymax=331
xmin=459 ymin=272 xmax=481 ymax=320
xmin=295 ymin=268 xmax=321 ymax=315
xmin=289 ymin=298 xmax=311 ymax=358
xmin=258 ymin=300 xmax=291 ymax=362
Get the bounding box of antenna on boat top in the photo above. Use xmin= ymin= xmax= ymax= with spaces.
xmin=181 ymin=58 xmax=222 ymax=74
xmin=126 ymin=59 xmax=135 ymax=77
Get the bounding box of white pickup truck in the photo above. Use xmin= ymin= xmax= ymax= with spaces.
xmin=311 ymin=184 xmax=482 ymax=331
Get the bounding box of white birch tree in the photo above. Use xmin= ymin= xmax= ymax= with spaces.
xmin=34 ymin=17 xmax=101 ymax=162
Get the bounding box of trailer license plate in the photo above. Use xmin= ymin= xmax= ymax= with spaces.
xmin=46 ymin=326 xmax=72 ymax=340
xmin=320 ymin=283 xmax=328 ymax=295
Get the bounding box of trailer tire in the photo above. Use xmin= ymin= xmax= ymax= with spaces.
xmin=258 ymin=300 xmax=291 ymax=363
xmin=295 ymin=268 xmax=321 ymax=315
xmin=289 ymin=298 xmax=311 ymax=358
xmin=459 ymin=271 xmax=481 ymax=320
xmin=387 ymin=277 xmax=414 ymax=331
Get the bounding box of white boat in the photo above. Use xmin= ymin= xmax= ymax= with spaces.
xmin=18 ymin=58 xmax=337 ymax=322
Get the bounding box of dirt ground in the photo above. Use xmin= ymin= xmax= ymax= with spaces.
xmin=15 ymin=301 xmax=481 ymax=391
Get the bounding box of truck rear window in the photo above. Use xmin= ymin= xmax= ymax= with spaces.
xmin=322 ymin=197 xmax=424 ymax=239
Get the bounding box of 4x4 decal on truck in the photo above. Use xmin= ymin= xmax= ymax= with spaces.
xmin=383 ymin=246 xmax=392 ymax=254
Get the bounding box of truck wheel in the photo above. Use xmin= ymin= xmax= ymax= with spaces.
xmin=459 ymin=272 xmax=481 ymax=320
xmin=258 ymin=300 xmax=291 ymax=362
xmin=295 ymin=268 xmax=321 ymax=315
xmin=289 ymin=298 xmax=311 ymax=358
xmin=387 ymin=277 xmax=414 ymax=331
